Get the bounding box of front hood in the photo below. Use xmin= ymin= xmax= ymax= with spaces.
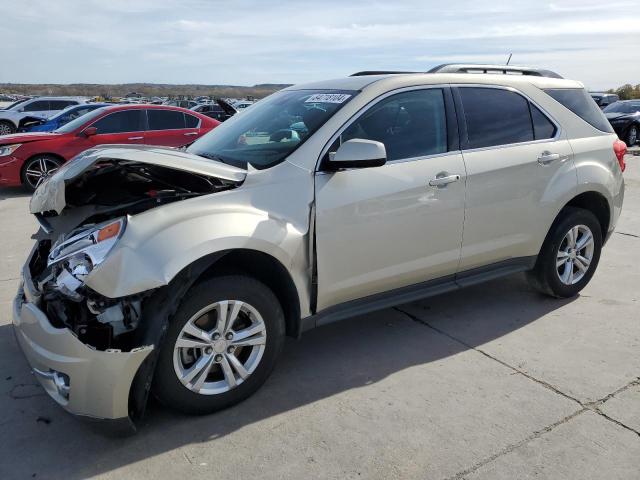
xmin=31 ymin=144 xmax=246 ymax=214
xmin=0 ymin=131 xmax=60 ymax=144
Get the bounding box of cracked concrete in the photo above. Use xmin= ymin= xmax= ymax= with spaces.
xmin=0 ymin=156 xmax=638 ymax=479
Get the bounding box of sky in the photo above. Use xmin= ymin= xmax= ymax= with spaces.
xmin=1 ymin=0 xmax=639 ymax=90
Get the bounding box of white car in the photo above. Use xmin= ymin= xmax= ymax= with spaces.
xmin=0 ymin=97 xmax=87 ymax=135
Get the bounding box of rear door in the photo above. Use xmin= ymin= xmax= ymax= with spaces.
xmin=315 ymin=87 xmax=466 ymax=310
xmin=454 ymin=86 xmax=574 ymax=271
xmin=145 ymin=109 xmax=197 ymax=147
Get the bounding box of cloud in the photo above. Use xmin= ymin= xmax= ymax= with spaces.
xmin=0 ymin=0 xmax=638 ymax=89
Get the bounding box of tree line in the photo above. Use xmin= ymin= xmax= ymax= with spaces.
xmin=607 ymin=84 xmax=640 ymax=100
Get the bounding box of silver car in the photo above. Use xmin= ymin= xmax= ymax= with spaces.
xmin=13 ymin=64 xmax=626 ymax=431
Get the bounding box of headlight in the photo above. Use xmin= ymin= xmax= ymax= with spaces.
xmin=47 ymin=218 xmax=126 ymax=299
xmin=0 ymin=144 xmax=21 ymax=157
xmin=48 ymin=218 xmax=126 ymax=269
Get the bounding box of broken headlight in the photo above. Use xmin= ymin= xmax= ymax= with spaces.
xmin=47 ymin=218 xmax=126 ymax=299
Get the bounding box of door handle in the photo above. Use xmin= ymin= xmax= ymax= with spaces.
xmin=184 ymin=132 xmax=198 ymax=136
xmin=429 ymin=174 xmax=460 ymax=187
xmin=537 ymin=151 xmax=566 ymax=165
xmin=128 ymin=136 xmax=143 ymax=140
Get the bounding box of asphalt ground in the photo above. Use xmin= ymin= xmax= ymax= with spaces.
xmin=0 ymin=149 xmax=638 ymax=479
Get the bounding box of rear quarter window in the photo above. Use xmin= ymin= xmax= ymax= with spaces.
xmin=544 ymin=88 xmax=613 ymax=133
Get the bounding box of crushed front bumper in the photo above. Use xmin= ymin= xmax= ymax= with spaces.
xmin=12 ymin=259 xmax=153 ymax=423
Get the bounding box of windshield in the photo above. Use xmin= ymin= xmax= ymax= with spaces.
xmin=54 ymin=107 xmax=108 ymax=133
xmin=603 ymin=102 xmax=640 ymax=114
xmin=5 ymin=98 xmax=29 ymax=110
xmin=187 ymin=89 xmax=357 ymax=169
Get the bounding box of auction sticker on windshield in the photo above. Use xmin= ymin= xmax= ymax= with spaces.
xmin=305 ymin=93 xmax=351 ymax=104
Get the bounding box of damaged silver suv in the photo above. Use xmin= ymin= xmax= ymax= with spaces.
xmin=14 ymin=65 xmax=626 ymax=430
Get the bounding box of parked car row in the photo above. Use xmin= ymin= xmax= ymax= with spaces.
xmin=0 ymin=104 xmax=219 ymax=190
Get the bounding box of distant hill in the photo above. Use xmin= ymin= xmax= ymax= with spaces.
xmin=0 ymin=82 xmax=292 ymax=99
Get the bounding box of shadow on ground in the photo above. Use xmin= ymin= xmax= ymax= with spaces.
xmin=0 ymin=186 xmax=30 ymax=201
xmin=0 ymin=274 xmax=575 ymax=479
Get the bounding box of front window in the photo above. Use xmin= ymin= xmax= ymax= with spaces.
xmin=187 ymin=89 xmax=357 ymax=169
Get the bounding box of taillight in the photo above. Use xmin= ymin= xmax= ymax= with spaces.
xmin=613 ymin=139 xmax=627 ymax=172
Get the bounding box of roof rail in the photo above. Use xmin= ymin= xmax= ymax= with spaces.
xmin=350 ymin=71 xmax=419 ymax=77
xmin=427 ymin=64 xmax=563 ymax=79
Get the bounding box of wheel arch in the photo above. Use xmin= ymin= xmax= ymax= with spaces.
xmin=193 ymin=249 xmax=303 ymax=339
xmin=553 ymin=191 xmax=610 ymax=241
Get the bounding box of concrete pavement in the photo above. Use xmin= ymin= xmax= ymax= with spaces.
xmin=0 ymin=154 xmax=638 ymax=479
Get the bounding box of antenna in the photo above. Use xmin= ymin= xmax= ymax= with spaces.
xmin=506 ymin=53 xmax=513 ymax=65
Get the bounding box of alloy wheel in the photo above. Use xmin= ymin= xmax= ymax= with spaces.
xmin=0 ymin=123 xmax=13 ymax=136
xmin=556 ymin=224 xmax=594 ymax=285
xmin=173 ymin=300 xmax=267 ymax=395
xmin=24 ymin=157 xmax=60 ymax=189
xmin=628 ymin=126 xmax=638 ymax=146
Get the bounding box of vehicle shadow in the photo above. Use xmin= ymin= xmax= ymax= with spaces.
xmin=0 ymin=274 xmax=576 ymax=479
xmin=0 ymin=186 xmax=30 ymax=200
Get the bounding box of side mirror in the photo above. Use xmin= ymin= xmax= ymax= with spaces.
xmin=329 ymin=139 xmax=387 ymax=170
xmin=82 ymin=126 xmax=98 ymax=137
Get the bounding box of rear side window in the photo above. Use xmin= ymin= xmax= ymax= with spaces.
xmin=459 ymin=88 xmax=533 ymax=148
xmin=148 ymin=109 xmax=186 ymax=130
xmin=342 ymin=89 xmax=448 ymax=161
xmin=544 ymin=88 xmax=613 ymax=133
xmin=93 ymin=110 xmax=145 ymax=134
xmin=530 ymin=104 xmax=557 ymax=140
xmin=185 ymin=113 xmax=200 ymax=128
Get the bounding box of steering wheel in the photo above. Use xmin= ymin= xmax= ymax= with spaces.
xmin=269 ymin=129 xmax=300 ymax=143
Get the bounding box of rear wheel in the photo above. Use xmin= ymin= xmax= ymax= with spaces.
xmin=626 ymin=124 xmax=638 ymax=146
xmin=21 ymin=155 xmax=63 ymax=191
xmin=153 ymin=275 xmax=285 ymax=415
xmin=0 ymin=120 xmax=15 ymax=136
xmin=527 ymin=207 xmax=602 ymax=298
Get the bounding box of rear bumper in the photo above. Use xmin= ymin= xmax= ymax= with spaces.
xmin=12 ymin=260 xmax=153 ymax=422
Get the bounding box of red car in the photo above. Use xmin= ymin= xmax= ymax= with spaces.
xmin=0 ymin=104 xmax=219 ymax=190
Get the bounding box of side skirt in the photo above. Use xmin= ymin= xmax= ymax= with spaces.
xmin=301 ymin=256 xmax=536 ymax=332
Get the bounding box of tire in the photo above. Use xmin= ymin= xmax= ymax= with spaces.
xmin=0 ymin=120 xmax=15 ymax=136
xmin=153 ymin=275 xmax=285 ymax=415
xmin=527 ymin=207 xmax=602 ymax=298
xmin=626 ymin=124 xmax=638 ymax=146
xmin=20 ymin=155 xmax=63 ymax=192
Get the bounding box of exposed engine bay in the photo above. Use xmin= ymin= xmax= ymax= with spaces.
xmin=28 ymin=157 xmax=242 ymax=352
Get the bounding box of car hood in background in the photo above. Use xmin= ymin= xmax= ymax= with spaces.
xmin=30 ymin=144 xmax=247 ymax=214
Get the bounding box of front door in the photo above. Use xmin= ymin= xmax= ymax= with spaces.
xmin=86 ymin=109 xmax=146 ymax=148
xmin=315 ymin=87 xmax=466 ymax=311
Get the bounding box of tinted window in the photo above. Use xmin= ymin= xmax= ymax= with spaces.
xmin=50 ymin=100 xmax=77 ymax=110
xmin=342 ymin=89 xmax=447 ymax=161
xmin=92 ymin=110 xmax=145 ymax=134
xmin=460 ymin=88 xmax=533 ymax=149
xmin=185 ymin=114 xmax=200 ymax=128
xmin=23 ymin=100 xmax=50 ymax=112
xmin=148 ymin=109 xmax=186 ymax=130
xmin=530 ymin=104 xmax=557 ymax=140
xmin=544 ymin=88 xmax=613 ymax=132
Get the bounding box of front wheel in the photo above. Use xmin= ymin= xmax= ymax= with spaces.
xmin=0 ymin=120 xmax=15 ymax=136
xmin=21 ymin=155 xmax=63 ymax=192
xmin=527 ymin=207 xmax=602 ymax=298
xmin=153 ymin=275 xmax=285 ymax=415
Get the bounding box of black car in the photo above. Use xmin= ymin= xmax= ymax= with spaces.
xmin=604 ymin=100 xmax=640 ymax=146
xmin=590 ymin=92 xmax=619 ymax=109
xmin=190 ymin=99 xmax=237 ymax=122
